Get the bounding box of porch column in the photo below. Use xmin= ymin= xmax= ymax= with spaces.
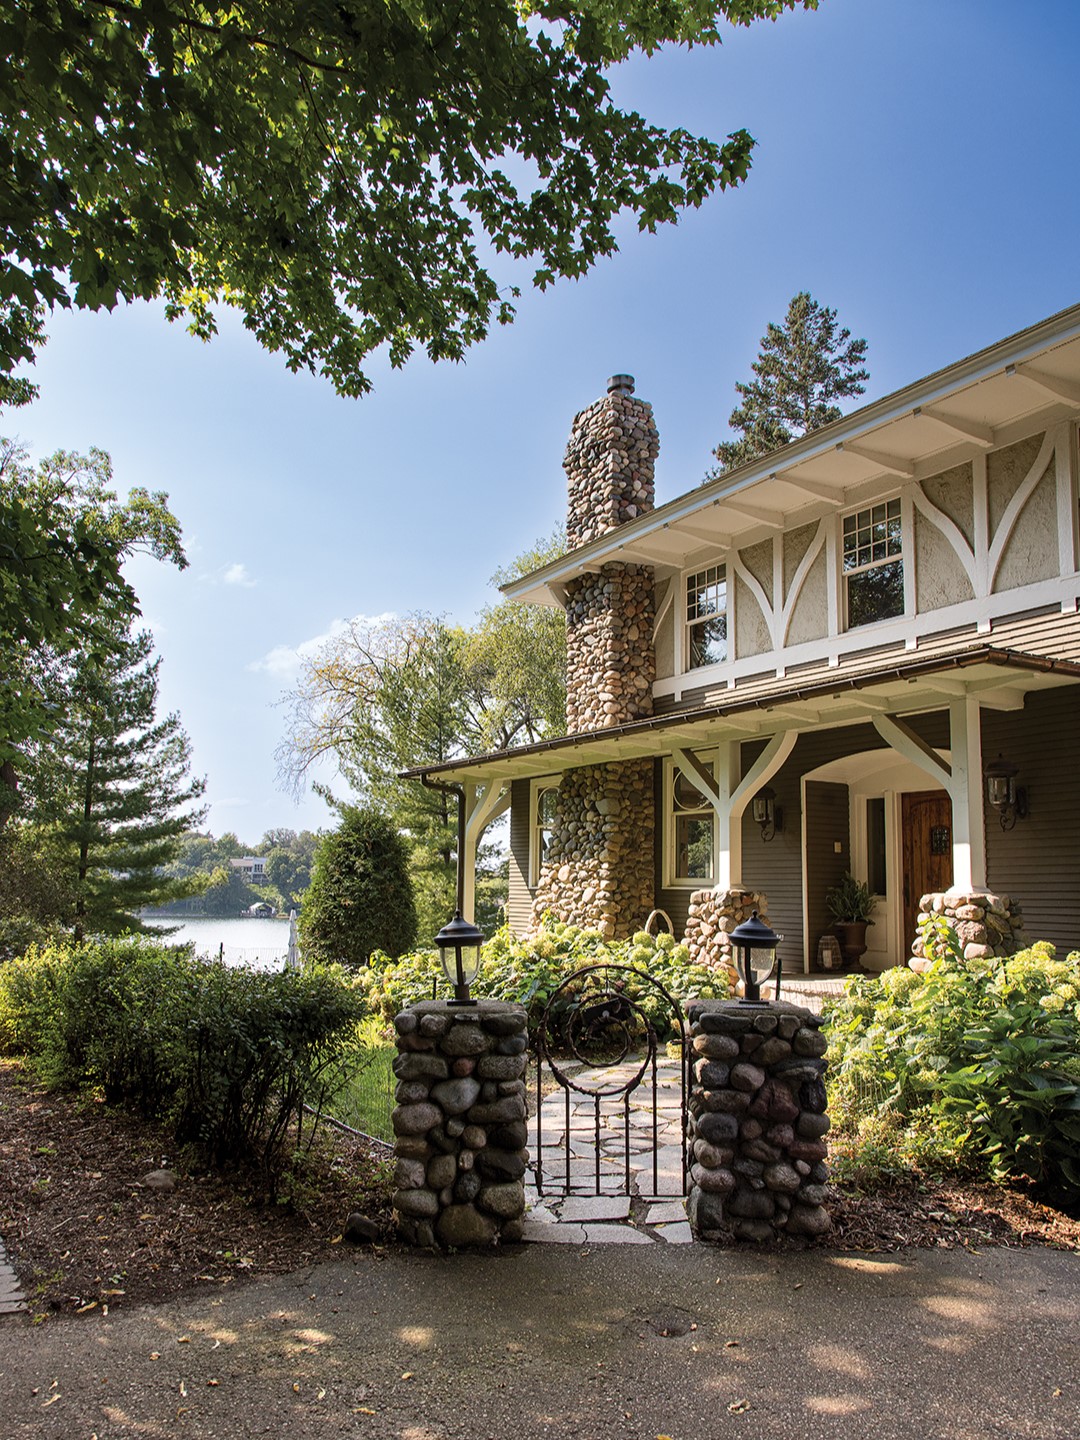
xmin=461 ymin=782 xmax=511 ymax=924
xmin=948 ymin=696 xmax=987 ymax=892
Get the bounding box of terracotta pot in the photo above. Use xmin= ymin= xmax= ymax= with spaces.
xmin=833 ymin=920 xmax=869 ymax=969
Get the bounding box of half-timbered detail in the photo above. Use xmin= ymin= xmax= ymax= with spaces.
xmin=405 ymin=305 xmax=1080 ymax=970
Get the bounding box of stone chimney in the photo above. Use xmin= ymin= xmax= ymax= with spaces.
xmin=563 ymin=376 xmax=659 ymax=734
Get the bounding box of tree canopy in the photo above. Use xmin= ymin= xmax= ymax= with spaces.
xmin=709 ymin=292 xmax=869 ymax=474
xmin=3 ymin=0 xmax=816 ymax=400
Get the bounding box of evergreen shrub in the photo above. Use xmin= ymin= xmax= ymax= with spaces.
xmin=0 ymin=937 xmax=366 ymax=1190
xmin=824 ymin=919 xmax=1080 ymax=1205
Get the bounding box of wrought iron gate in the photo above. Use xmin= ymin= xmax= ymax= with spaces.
xmin=532 ymin=964 xmax=688 ymax=1200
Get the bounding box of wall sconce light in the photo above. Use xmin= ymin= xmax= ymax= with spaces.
xmin=984 ymin=755 xmax=1028 ymax=831
xmin=752 ymin=786 xmax=782 ymax=842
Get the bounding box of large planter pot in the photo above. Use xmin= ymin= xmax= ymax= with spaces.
xmin=833 ymin=920 xmax=870 ymax=969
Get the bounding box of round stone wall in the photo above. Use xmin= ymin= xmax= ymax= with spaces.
xmin=912 ymin=888 xmax=1027 ymax=962
xmin=684 ymin=889 xmax=770 ymax=979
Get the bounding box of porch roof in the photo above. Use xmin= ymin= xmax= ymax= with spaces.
xmin=400 ymin=609 xmax=1080 ymax=787
xmin=505 ymin=301 xmax=1080 ymax=606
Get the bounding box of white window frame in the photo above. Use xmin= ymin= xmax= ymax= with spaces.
xmin=528 ymin=777 xmax=561 ymax=889
xmin=684 ymin=562 xmax=729 ymax=672
xmin=662 ymin=755 xmax=718 ymax=889
xmin=840 ymin=495 xmax=906 ymax=631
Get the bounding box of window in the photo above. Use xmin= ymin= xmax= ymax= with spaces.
xmin=529 ymin=780 xmax=560 ymax=887
xmin=842 ymin=498 xmax=904 ymax=628
xmin=867 ymin=797 xmax=887 ymax=896
xmin=686 ymin=564 xmax=727 ymax=669
xmin=670 ymin=768 xmax=714 ymax=884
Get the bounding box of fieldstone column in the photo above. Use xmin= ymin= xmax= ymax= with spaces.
xmin=392 ymin=1001 xmax=529 ymax=1249
xmin=911 ymin=887 xmax=1027 ymax=963
xmin=684 ymin=889 xmax=770 ymax=978
xmin=685 ymin=1000 xmax=831 ymax=1244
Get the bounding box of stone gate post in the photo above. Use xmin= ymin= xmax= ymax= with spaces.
xmin=392 ymin=1000 xmax=529 ymax=1248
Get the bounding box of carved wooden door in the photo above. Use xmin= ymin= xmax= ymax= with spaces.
xmin=902 ymin=790 xmax=953 ymax=956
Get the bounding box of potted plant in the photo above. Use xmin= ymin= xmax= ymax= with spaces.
xmin=825 ymin=873 xmax=877 ymax=969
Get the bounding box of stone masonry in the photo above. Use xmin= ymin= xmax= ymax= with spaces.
xmin=530 ymin=760 xmax=654 ymax=940
xmin=684 ymin=888 xmax=770 ymax=980
xmin=911 ymin=888 xmax=1027 ymax=962
xmin=531 ymin=376 xmax=659 ymax=938
xmin=392 ymin=1001 xmax=529 ymax=1249
xmin=685 ymin=999 xmax=831 ymax=1244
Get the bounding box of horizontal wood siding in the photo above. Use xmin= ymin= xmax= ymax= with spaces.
xmin=983 ymin=686 xmax=1080 ymax=952
xmin=804 ymin=781 xmax=851 ymax=970
xmin=507 ymin=778 xmax=533 ymax=935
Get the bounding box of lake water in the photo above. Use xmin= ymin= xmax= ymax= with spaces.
xmin=144 ymin=915 xmax=291 ymax=970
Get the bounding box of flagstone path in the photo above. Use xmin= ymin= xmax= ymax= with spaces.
xmin=0 ymin=1236 xmax=26 ymax=1316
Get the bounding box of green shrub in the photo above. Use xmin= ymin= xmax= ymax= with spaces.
xmin=300 ymin=806 xmax=417 ymax=968
xmin=824 ymin=925 xmax=1080 ymax=1204
xmin=356 ymin=920 xmax=729 ymax=1040
xmin=0 ymin=937 xmax=366 ymax=1191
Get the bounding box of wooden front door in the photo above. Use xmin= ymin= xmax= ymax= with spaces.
xmin=902 ymin=790 xmax=953 ymax=954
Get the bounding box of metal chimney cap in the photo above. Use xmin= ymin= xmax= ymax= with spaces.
xmin=607 ymin=374 xmax=635 ymax=396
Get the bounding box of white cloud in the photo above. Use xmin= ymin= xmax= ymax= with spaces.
xmin=247 ymin=612 xmax=397 ymax=680
xmin=223 ymin=562 xmax=257 ymax=588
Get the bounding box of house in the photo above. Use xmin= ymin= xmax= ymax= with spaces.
xmin=405 ymin=306 xmax=1080 ymax=974
xmin=229 ymin=855 xmax=267 ymax=883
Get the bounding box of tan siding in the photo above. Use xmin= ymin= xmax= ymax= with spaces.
xmin=507 ymin=778 xmax=534 ymax=935
xmin=983 ymin=686 xmax=1080 ymax=952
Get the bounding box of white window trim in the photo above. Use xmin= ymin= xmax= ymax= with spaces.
xmin=683 ymin=561 xmax=730 ymax=674
xmin=528 ymin=777 xmax=561 ymax=889
xmin=839 ymin=493 xmax=908 ymax=632
xmin=662 ymin=754 xmax=718 ymax=889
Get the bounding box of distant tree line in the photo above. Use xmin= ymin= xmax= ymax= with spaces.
xmin=151 ymin=828 xmax=322 ymax=919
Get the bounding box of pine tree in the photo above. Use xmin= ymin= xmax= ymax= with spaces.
xmin=30 ymin=626 xmax=206 ymax=940
xmin=710 ymin=293 xmax=869 ymax=474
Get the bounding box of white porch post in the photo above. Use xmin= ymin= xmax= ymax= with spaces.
xmin=718 ymin=740 xmax=741 ymax=891
xmin=948 ymin=696 xmax=987 ymax=892
xmin=461 ymin=782 xmax=511 ymax=924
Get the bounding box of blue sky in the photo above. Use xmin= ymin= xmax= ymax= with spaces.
xmin=9 ymin=0 xmax=1080 ymax=842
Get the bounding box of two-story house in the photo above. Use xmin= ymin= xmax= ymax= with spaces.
xmin=405 ymin=304 xmax=1080 ymax=974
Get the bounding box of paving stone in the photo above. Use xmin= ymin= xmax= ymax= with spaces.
xmin=655 ymin=1221 xmax=694 ymax=1245
xmin=521 ymin=1220 xmax=587 ymax=1244
xmin=582 ymin=1224 xmax=653 ymax=1244
xmin=558 ymin=1195 xmax=631 ymax=1222
xmin=645 ymin=1201 xmax=687 ymax=1225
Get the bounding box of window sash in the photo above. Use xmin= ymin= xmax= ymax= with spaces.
xmin=686 ymin=564 xmax=727 ymax=669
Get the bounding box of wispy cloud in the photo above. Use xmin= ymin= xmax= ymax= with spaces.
xmin=223 ymin=562 xmax=257 ymax=588
xmin=248 ymin=613 xmax=397 ymax=680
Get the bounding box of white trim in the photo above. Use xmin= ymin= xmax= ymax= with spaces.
xmin=663 ymin=752 xmax=718 ymax=889
xmin=528 ymin=776 xmax=561 ymax=890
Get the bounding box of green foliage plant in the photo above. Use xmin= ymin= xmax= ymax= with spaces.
xmin=0 ymin=937 xmax=366 ymax=1194
xmin=824 ymin=872 xmax=876 ymax=925
xmin=300 ymin=805 xmax=417 ymax=968
xmin=356 ymin=919 xmax=729 ymax=1041
xmin=824 ymin=924 xmax=1080 ymax=1205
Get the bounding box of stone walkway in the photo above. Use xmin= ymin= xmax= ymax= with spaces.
xmin=0 ymin=1235 xmax=26 ymax=1317
xmin=523 ymin=1054 xmax=692 ymax=1245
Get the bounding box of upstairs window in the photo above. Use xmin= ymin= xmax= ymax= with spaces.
xmin=842 ymin=498 xmax=904 ymax=628
xmin=686 ymin=564 xmax=727 ymax=669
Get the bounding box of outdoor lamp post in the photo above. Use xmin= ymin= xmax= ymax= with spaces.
xmin=435 ymin=910 xmax=484 ymax=1006
xmin=730 ymin=911 xmax=782 ymax=1005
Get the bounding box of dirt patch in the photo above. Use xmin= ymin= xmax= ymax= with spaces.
xmin=0 ymin=1060 xmax=394 ymax=1321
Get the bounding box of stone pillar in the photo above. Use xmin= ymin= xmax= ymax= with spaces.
xmin=685 ymin=1000 xmax=831 ymax=1244
xmin=392 ymin=1001 xmax=529 ymax=1249
xmin=529 ymin=760 xmax=654 ymax=940
xmin=911 ymin=887 xmax=1027 ymax=963
xmin=684 ymin=889 xmax=770 ymax=979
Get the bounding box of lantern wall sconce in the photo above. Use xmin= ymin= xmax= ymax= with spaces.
xmin=752 ymin=786 xmax=782 ymax=842
xmin=984 ymin=755 xmax=1028 ymax=831
xmin=434 ymin=910 xmax=484 ymax=1006
xmin=729 ymin=910 xmax=783 ymax=1006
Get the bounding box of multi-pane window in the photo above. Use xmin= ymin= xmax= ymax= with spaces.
xmin=842 ymin=498 xmax=904 ymax=628
xmin=672 ymin=770 xmax=714 ymax=883
xmin=686 ymin=564 xmax=727 ymax=669
xmin=530 ymin=782 xmax=560 ymax=886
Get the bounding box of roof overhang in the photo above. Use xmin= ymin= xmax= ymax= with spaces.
xmin=401 ymin=621 xmax=1080 ymax=788
xmin=506 ymin=301 xmax=1080 ymax=607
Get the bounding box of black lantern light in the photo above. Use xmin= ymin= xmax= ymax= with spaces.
xmin=752 ymin=786 xmax=782 ymax=842
xmin=984 ymin=754 xmax=1027 ymax=831
xmin=435 ymin=910 xmax=484 ymax=1006
xmin=729 ymin=910 xmax=782 ymax=1005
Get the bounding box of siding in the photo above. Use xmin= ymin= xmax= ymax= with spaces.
xmin=803 ymin=781 xmax=851 ymax=970
xmin=507 ymin=778 xmax=534 ymax=935
xmin=983 ymin=686 xmax=1080 ymax=952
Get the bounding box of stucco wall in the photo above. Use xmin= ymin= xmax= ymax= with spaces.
xmin=786 ymin=547 xmax=828 ymax=647
xmin=735 ymin=573 xmax=771 ymax=658
xmin=915 ymin=508 xmax=975 ymax=610
xmin=994 ymin=463 xmax=1059 ymax=592
xmin=654 ymin=576 xmax=675 ymax=680
xmin=921 ymin=461 xmax=975 ymax=547
xmin=988 ymin=432 xmax=1045 ymax=535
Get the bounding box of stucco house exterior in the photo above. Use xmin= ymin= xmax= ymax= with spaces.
xmin=406 ymin=304 xmax=1080 ymax=975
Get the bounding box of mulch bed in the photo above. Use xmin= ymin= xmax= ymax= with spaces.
xmin=2 ymin=1058 xmax=1078 ymax=1323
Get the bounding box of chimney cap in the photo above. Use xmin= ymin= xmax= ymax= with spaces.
xmin=606 ymin=374 xmax=635 ymax=396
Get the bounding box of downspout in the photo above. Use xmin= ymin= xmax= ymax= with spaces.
xmin=421 ymin=774 xmax=466 ymax=916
